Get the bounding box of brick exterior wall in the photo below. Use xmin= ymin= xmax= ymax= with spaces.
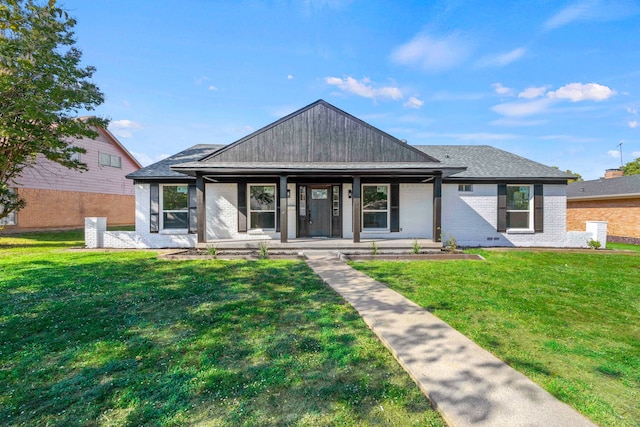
xmin=1 ymin=187 xmax=134 ymax=232
xmin=567 ymin=198 xmax=640 ymax=241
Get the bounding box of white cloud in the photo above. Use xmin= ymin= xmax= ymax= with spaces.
xmin=208 ymin=85 xmax=218 ymax=91
xmin=629 ymin=120 xmax=639 ymax=128
xmin=547 ymin=82 xmax=615 ymax=102
xmin=325 ymin=76 xmax=403 ymax=100
xmin=627 ymin=106 xmax=638 ymax=114
xmin=633 ymin=151 xmax=640 ymax=157
xmin=390 ymin=31 xmax=471 ymax=72
xmin=492 ymin=83 xmax=515 ymax=96
xmin=543 ymin=0 xmax=639 ymax=30
xmin=491 ymin=98 xmax=554 ymax=117
xmin=476 ymin=47 xmax=527 ymax=68
xmin=490 ymin=118 xmax=546 ymax=127
xmin=194 ymin=75 xmax=209 ymax=85
xmin=287 ymin=74 xmax=294 ymax=79
xmin=108 ymin=120 xmax=143 ymax=138
xmin=543 ymin=1 xmax=596 ymax=30
xmin=130 ymin=152 xmax=169 ymax=167
xmin=417 ymin=131 xmax=520 ymax=141
xmin=608 ymin=149 xmax=621 ymax=158
xmin=518 ymin=86 xmax=548 ymax=99
xmin=403 ymin=96 xmax=424 ymax=109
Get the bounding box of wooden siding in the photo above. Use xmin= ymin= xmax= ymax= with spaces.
xmin=14 ymin=130 xmax=140 ymax=196
xmin=207 ymin=102 xmax=436 ymax=164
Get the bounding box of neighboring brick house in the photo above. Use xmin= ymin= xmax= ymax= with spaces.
xmin=567 ymin=173 xmax=640 ymax=244
xmin=0 ymin=125 xmax=142 ymax=233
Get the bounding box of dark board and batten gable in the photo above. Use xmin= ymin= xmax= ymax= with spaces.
xmin=202 ymin=100 xmax=439 ymax=164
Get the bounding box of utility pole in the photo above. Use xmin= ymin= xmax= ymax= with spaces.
xmin=617 ymin=141 xmax=623 ymax=168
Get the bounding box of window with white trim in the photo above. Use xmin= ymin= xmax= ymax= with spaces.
xmin=506 ymin=185 xmax=533 ymax=230
xmin=0 ymin=188 xmax=17 ymax=226
xmin=362 ymin=184 xmax=389 ymax=230
xmin=161 ymin=184 xmax=189 ymax=230
xmin=99 ymin=152 xmax=121 ymax=168
xmin=458 ymin=184 xmax=473 ymax=192
xmin=249 ymin=184 xmax=276 ymax=230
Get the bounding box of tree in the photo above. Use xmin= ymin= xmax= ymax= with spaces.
xmin=551 ymin=166 xmax=583 ymax=183
xmin=621 ymin=157 xmax=640 ymax=176
xmin=0 ymin=0 xmax=106 ymax=222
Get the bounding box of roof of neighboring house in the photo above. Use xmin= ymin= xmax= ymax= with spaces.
xmin=126 ymin=144 xmax=224 ymax=180
xmin=567 ymin=174 xmax=640 ymax=200
xmin=414 ymin=145 xmax=572 ymax=180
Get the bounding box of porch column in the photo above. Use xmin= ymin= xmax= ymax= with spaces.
xmin=352 ymin=176 xmax=361 ymax=243
xmin=433 ymin=174 xmax=442 ymax=243
xmin=280 ymin=175 xmax=288 ymax=243
xmin=196 ymin=175 xmax=206 ymax=244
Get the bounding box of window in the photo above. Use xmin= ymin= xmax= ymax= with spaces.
xmin=161 ymin=185 xmax=189 ymax=229
xmin=362 ymin=184 xmax=389 ymax=230
xmin=249 ymin=184 xmax=276 ymax=230
xmin=0 ymin=188 xmax=17 ymax=226
xmin=458 ymin=184 xmax=473 ymax=192
xmin=506 ymin=185 xmax=532 ymax=229
xmin=99 ymin=152 xmax=121 ymax=168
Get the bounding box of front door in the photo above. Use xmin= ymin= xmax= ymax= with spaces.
xmin=308 ymin=185 xmax=331 ymax=237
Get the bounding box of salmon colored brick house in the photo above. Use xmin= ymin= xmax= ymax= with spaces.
xmin=0 ymin=125 xmax=142 ymax=233
xmin=567 ymin=173 xmax=640 ymax=244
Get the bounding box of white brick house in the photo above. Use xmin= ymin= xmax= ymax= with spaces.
xmin=109 ymin=99 xmax=597 ymax=249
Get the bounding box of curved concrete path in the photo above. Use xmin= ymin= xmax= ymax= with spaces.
xmin=304 ymin=251 xmax=596 ymax=427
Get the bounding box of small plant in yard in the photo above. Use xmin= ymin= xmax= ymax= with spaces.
xmin=205 ymin=244 xmax=218 ymax=256
xmin=443 ymin=233 xmax=457 ymax=253
xmin=412 ymin=239 xmax=422 ymax=254
xmin=258 ymin=240 xmax=270 ymax=258
xmin=587 ymin=239 xmax=602 ymax=250
xmin=371 ymin=240 xmax=378 ymax=255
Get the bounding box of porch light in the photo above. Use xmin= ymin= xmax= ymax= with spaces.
xmin=286 ymin=189 xmax=291 ymax=198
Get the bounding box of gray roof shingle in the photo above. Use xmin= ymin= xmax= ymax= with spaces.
xmin=414 ymin=145 xmax=572 ymax=180
xmin=567 ymin=174 xmax=640 ymax=199
xmin=126 ymin=143 xmax=572 ymax=181
xmin=126 ymin=144 xmax=224 ymax=180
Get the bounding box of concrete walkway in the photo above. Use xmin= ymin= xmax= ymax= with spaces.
xmin=304 ymin=251 xmax=596 ymax=427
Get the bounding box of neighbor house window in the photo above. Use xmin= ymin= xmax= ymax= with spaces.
xmin=161 ymin=184 xmax=189 ymax=229
xmin=0 ymin=188 xmax=17 ymax=226
xmin=249 ymin=184 xmax=276 ymax=230
xmin=507 ymin=185 xmax=532 ymax=229
xmin=99 ymin=152 xmax=121 ymax=168
xmin=362 ymin=184 xmax=389 ymax=230
xmin=458 ymin=184 xmax=473 ymax=192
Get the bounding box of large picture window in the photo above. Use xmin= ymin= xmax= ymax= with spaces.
xmin=506 ymin=185 xmax=532 ymax=230
xmin=161 ymin=184 xmax=189 ymax=229
xmin=362 ymin=184 xmax=389 ymax=230
xmin=249 ymin=184 xmax=276 ymax=230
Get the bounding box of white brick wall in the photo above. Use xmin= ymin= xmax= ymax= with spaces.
xmin=206 ymin=183 xmax=237 ymax=239
xmin=442 ymin=183 xmax=573 ymax=247
xmin=92 ymin=181 xmax=597 ymax=249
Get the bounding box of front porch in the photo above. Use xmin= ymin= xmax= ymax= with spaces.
xmin=194 ymin=237 xmax=443 ymax=251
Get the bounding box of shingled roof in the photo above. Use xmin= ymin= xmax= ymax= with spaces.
xmin=567 ymin=174 xmax=640 ymax=199
xmin=126 ymin=144 xmax=223 ymax=180
xmin=127 ymin=143 xmax=571 ymax=181
xmin=414 ymin=145 xmax=572 ymax=180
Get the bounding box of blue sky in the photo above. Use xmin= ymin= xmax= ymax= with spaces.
xmin=61 ymin=0 xmax=640 ymax=179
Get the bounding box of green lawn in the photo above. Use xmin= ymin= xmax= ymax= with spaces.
xmin=350 ymin=250 xmax=640 ymax=427
xmin=0 ymin=231 xmax=443 ymax=426
xmin=608 ymin=242 xmax=640 ymax=252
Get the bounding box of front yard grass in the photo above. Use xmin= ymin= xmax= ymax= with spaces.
xmin=0 ymin=232 xmax=444 ymax=426
xmin=350 ymin=250 xmax=640 ymax=426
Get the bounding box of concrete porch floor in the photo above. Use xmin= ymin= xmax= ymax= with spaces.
xmin=196 ymin=238 xmax=442 ymax=251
